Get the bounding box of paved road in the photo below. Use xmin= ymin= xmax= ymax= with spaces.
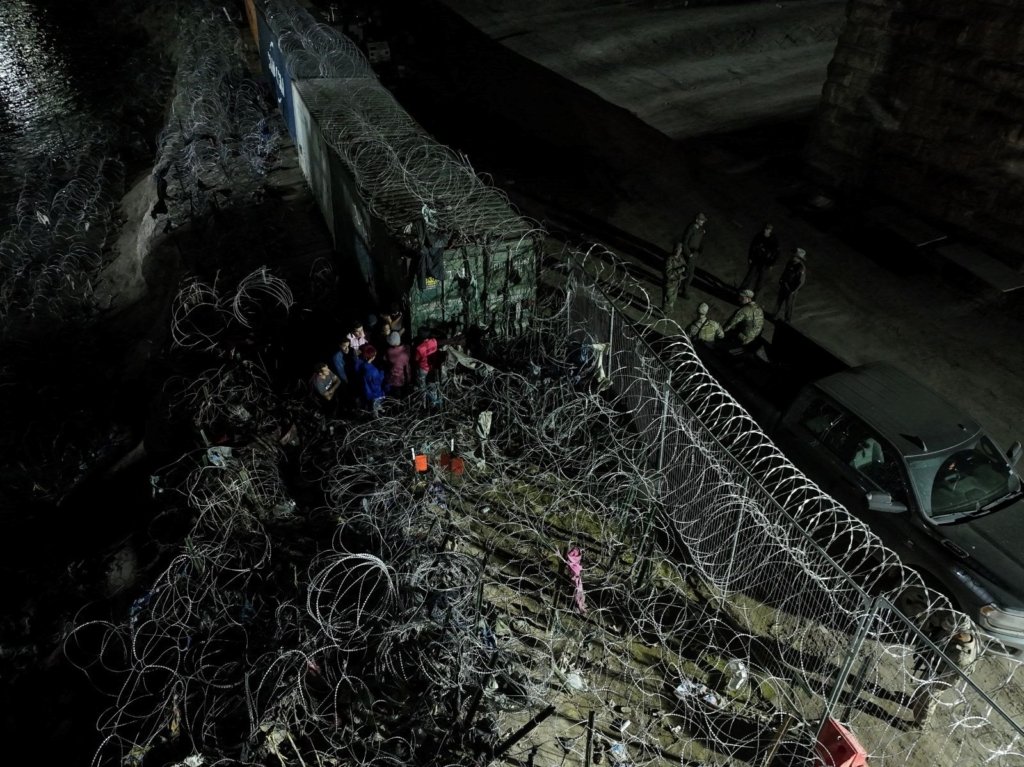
xmin=439 ymin=0 xmax=846 ymax=139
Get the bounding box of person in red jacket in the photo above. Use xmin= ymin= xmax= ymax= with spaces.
xmin=414 ymin=329 xmax=441 ymax=407
xmin=385 ymin=332 xmax=411 ymax=397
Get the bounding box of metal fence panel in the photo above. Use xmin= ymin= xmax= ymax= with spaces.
xmin=565 ymin=260 xmax=1024 ymax=767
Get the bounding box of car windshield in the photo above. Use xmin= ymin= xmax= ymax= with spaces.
xmin=908 ymin=436 xmax=1018 ymax=518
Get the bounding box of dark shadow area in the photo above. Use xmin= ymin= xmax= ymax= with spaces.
xmin=378 ymin=0 xmax=692 ymax=228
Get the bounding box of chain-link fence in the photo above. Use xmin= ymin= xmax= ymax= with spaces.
xmin=565 ymin=251 xmax=1024 ymax=765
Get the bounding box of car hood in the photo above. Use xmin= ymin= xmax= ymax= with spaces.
xmin=936 ymin=496 xmax=1024 ymax=606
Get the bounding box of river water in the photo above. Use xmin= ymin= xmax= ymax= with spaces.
xmin=0 ymin=0 xmax=158 ymax=200
xmin=0 ymin=3 xmax=163 ymax=761
xmin=0 ymin=0 xmax=80 ymax=158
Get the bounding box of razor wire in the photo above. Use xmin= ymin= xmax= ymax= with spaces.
xmin=169 ymin=267 xmax=294 ymax=353
xmin=0 ymin=2 xmax=247 ymax=507
xmin=32 ymin=2 xmax=1021 ymax=765
xmin=0 ymin=152 xmax=125 ymax=333
xmin=259 ymin=0 xmax=534 ymax=245
xmin=0 ymin=150 xmax=135 ymax=504
xmin=151 ymin=5 xmax=283 ymax=233
xmin=564 ymin=243 xmax=1024 ymax=761
xmin=66 ymin=264 xmax=1024 ymax=767
xmin=0 ymin=1 xmax=174 ymax=338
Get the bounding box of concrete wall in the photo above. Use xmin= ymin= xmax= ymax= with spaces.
xmin=806 ymin=0 xmax=1024 ymax=266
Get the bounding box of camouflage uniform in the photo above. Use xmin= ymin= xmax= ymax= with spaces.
xmin=687 ymin=316 xmax=724 ymax=344
xmin=910 ymin=621 xmax=978 ymax=727
xmin=662 ymin=248 xmax=687 ymax=311
xmin=723 ymin=301 xmax=764 ymax=346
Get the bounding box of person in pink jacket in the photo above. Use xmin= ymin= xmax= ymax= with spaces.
xmin=385 ymin=332 xmax=411 ymax=396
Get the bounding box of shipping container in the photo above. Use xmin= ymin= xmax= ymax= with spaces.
xmin=257 ymin=0 xmax=537 ymax=338
xmin=255 ymin=8 xmax=298 ymax=140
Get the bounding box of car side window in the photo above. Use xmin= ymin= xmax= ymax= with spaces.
xmin=799 ymin=397 xmax=845 ymax=440
xmin=799 ymin=396 xmax=908 ymax=504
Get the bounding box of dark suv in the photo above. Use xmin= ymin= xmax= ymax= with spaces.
xmin=775 ymin=363 xmax=1024 ymax=651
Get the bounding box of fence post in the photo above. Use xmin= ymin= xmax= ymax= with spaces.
xmin=607 ymin=310 xmax=615 ymax=367
xmin=840 ymin=652 xmax=875 ymax=724
xmin=759 ymin=712 xmax=797 ymax=767
xmin=721 ymin=498 xmax=747 ymax=597
xmin=584 ymin=710 xmax=596 ymax=767
xmin=817 ymin=595 xmax=878 ymax=739
xmin=656 ymin=378 xmax=669 ymax=475
xmin=635 ymin=378 xmax=671 ymax=586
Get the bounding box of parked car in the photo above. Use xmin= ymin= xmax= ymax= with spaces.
xmin=776 ymin=363 xmax=1024 ymax=651
xmin=698 ymin=327 xmax=1024 ymax=652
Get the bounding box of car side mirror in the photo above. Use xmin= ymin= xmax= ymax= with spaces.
xmin=1008 ymin=441 xmax=1023 ymax=468
xmin=866 ymin=491 xmax=907 ymax=513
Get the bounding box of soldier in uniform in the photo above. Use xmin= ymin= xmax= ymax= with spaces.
xmin=686 ymin=302 xmax=725 ymax=346
xmin=774 ymin=247 xmax=807 ymax=322
xmin=662 ymin=242 xmax=687 ymax=313
xmin=909 ymin=614 xmax=978 ymax=727
xmin=740 ymin=222 xmax=779 ymax=293
xmin=723 ymin=289 xmax=764 ymax=349
xmin=678 ymin=212 xmax=708 ymax=300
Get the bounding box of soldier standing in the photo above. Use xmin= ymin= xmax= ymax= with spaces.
xmin=723 ymin=289 xmax=764 ymax=349
xmin=678 ymin=212 xmax=708 ymax=300
xmin=662 ymin=243 xmax=687 ymax=313
xmin=686 ymin=303 xmax=725 ymax=346
xmin=740 ymin=222 xmax=779 ymax=293
xmin=909 ymin=616 xmax=978 ymax=727
xmin=774 ymin=248 xmax=807 ymax=322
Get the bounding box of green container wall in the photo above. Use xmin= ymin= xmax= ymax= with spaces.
xmin=409 ymin=238 xmax=537 ymax=337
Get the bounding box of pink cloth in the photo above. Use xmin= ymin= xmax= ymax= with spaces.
xmin=566 ymin=548 xmax=586 ymax=614
xmin=386 ymin=345 xmax=411 ymax=388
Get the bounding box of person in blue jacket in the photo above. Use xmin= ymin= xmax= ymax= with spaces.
xmin=329 ymin=337 xmax=356 ymax=412
xmin=359 ymin=344 xmax=388 ymax=416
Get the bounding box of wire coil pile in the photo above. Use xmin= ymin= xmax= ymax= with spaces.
xmin=30 ymin=3 xmax=1021 ymax=765
xmin=67 ymin=261 xmax=1024 ymax=767
xmin=152 ymin=7 xmax=281 ymax=232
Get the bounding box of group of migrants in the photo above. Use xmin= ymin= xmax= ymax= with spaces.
xmin=310 ymin=306 xmax=447 ymax=417
xmin=663 ymin=213 xmax=808 ymax=351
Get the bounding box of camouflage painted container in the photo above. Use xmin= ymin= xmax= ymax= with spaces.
xmin=408 ymin=236 xmax=537 ymax=338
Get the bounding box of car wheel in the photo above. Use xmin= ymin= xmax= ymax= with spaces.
xmin=895 ymin=581 xmax=933 ymax=621
xmin=894 ymin=570 xmax=953 ymax=623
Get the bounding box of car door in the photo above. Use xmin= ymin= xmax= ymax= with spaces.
xmin=776 ymin=394 xmax=844 ymax=490
xmin=783 ymin=393 xmax=915 ymax=555
xmin=787 ymin=395 xmax=871 ymax=506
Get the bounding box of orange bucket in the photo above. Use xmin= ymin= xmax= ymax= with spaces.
xmin=414 ymin=454 xmax=428 ymax=472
